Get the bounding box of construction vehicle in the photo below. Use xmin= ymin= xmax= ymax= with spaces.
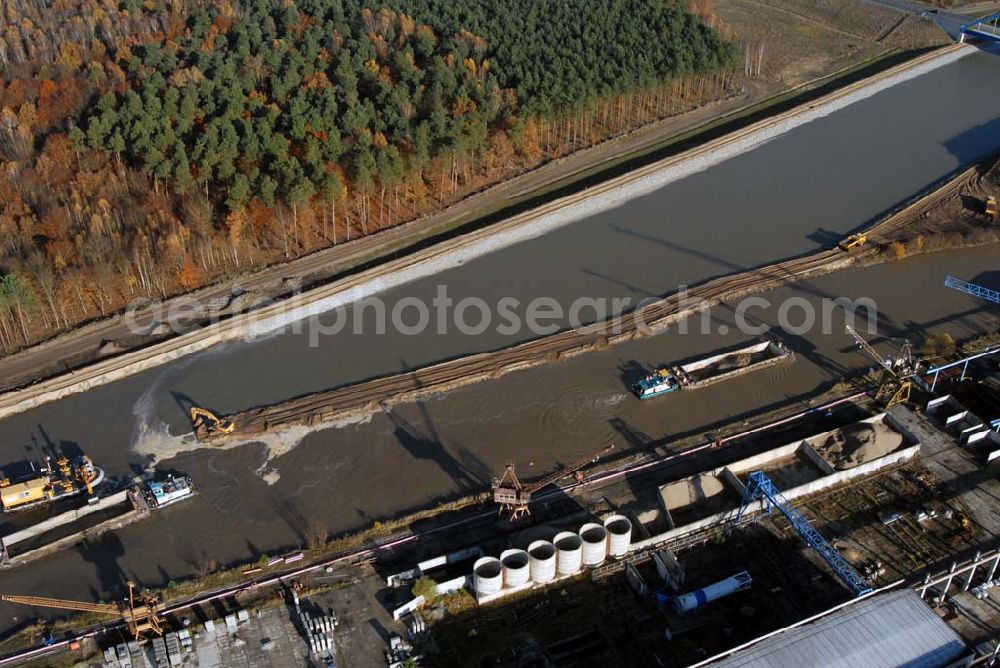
xmin=492 ymin=444 xmax=614 ymax=520
xmin=838 ymin=233 xmax=867 ymax=252
xmin=3 ymin=582 xmax=163 ymax=641
xmin=189 ymin=406 xmax=236 ymax=439
xmin=985 ymin=195 xmax=997 ymax=221
xmin=846 ymin=324 xmax=915 ymax=406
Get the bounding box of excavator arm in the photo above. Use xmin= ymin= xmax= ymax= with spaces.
xmin=189 ymin=406 xmax=236 ymax=436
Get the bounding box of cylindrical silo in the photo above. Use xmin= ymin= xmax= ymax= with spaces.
xmin=671 ymin=571 xmax=753 ymax=614
xmin=473 ymin=556 xmax=503 ymax=596
xmin=604 ymin=514 xmax=633 ymax=557
xmin=579 ymin=523 xmax=608 ymax=567
xmin=501 ymin=549 xmax=531 ymax=588
xmin=528 ymin=540 xmax=557 ymax=583
xmin=554 ymin=531 xmax=582 ymax=575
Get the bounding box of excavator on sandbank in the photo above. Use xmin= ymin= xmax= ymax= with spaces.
xmin=189 ymin=406 xmax=236 ymax=439
xmin=838 ymin=232 xmax=867 ymax=252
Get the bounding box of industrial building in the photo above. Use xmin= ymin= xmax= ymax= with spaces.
xmin=703 ymin=590 xmax=969 ymax=668
xmin=394 ymin=385 xmax=1000 ymax=666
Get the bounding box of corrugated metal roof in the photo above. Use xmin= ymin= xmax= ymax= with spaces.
xmin=714 ymin=590 xmax=965 ymax=668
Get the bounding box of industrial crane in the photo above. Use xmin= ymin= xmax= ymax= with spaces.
xmin=735 ymin=471 xmax=872 ymax=596
xmin=845 ymin=324 xmax=915 ymax=406
xmin=945 ymin=276 xmax=1000 ymax=306
xmin=2 ymin=582 xmax=163 ymax=640
xmin=493 ymin=444 xmax=614 ymax=520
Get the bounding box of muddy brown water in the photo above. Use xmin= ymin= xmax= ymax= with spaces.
xmin=0 ymin=52 xmax=998 ymax=629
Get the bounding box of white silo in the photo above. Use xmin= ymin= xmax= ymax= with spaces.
xmin=604 ymin=514 xmax=633 ymax=557
xmin=501 ymin=549 xmax=531 ymax=588
xmin=528 ymin=540 xmax=556 ymax=583
xmin=473 ymin=556 xmax=503 ymax=596
xmin=554 ymin=531 xmax=583 ymax=575
xmin=579 ymin=523 xmax=608 ymax=567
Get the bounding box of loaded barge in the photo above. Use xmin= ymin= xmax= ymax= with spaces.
xmin=633 ymin=340 xmax=794 ymax=399
xmin=0 ymin=473 xmax=196 ymax=568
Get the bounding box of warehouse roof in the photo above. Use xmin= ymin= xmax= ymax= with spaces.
xmin=713 ymin=590 xmax=966 ymax=668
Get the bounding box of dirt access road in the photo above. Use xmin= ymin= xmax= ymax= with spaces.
xmin=0 ymin=0 xmax=948 ymax=392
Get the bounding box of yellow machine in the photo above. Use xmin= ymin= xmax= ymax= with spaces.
xmin=189 ymin=406 xmax=236 ymax=438
xmin=838 ymin=233 xmax=867 ymax=252
xmin=845 ymin=324 xmax=915 ymax=407
xmin=75 ymin=455 xmax=99 ymax=495
xmin=986 ymin=195 xmax=997 ymax=221
xmin=0 ymin=455 xmax=103 ymax=511
xmin=3 ymin=582 xmax=163 ymax=641
xmin=55 ymin=457 xmax=74 ymax=494
xmin=0 ymin=478 xmax=52 ymax=510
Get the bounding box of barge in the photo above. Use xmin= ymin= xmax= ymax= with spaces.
xmin=0 ymin=472 xmax=196 ymax=567
xmin=633 ymin=340 xmax=794 ymax=399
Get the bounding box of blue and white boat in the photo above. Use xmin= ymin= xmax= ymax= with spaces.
xmin=143 ymin=475 xmax=196 ymax=509
xmin=632 ymin=369 xmax=680 ymax=400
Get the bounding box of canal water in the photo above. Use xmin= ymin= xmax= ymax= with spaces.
xmin=0 ymin=49 xmax=997 ymax=626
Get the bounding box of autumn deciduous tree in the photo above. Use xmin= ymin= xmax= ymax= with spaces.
xmin=0 ymin=0 xmax=737 ymax=353
xmin=175 ymin=261 xmax=202 ymax=291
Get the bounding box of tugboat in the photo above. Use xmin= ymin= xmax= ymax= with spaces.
xmin=632 ymin=368 xmax=680 ymax=400
xmin=0 ymin=455 xmax=105 ymax=512
xmin=142 ymin=475 xmax=196 ymax=510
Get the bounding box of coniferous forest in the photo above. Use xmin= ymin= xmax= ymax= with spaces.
xmin=0 ymin=0 xmax=737 ymax=349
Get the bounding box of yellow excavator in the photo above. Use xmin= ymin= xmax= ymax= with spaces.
xmin=985 ymin=195 xmax=997 ymax=221
xmin=189 ymin=406 xmax=236 ymax=438
xmin=838 ymin=233 xmax=867 ymax=252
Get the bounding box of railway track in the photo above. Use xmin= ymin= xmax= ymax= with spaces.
xmin=198 ymin=163 xmax=983 ymax=443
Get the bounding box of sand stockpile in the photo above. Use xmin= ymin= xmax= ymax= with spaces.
xmin=816 ymin=421 xmax=904 ymax=470
xmin=715 ymin=352 xmax=753 ymax=373
xmin=661 ymin=474 xmax=725 ymax=509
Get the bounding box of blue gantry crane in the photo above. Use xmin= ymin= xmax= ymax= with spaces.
xmin=735 ymin=471 xmax=873 ymax=596
xmin=961 ymin=11 xmax=1000 ymax=43
xmin=945 ymin=276 xmax=1000 ymax=305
